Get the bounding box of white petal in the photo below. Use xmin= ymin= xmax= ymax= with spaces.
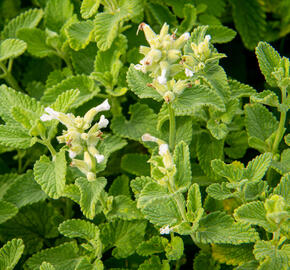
xmin=159 ymin=144 xmax=169 ymax=156
xmin=98 ymin=115 xmax=109 ymax=129
xmin=185 ymin=68 xmax=194 ymax=77
xmin=160 ymin=225 xmax=172 ymax=235
xmin=205 ymin=35 xmax=211 ymax=41
xmin=94 ymin=99 xmax=110 ymax=113
xmin=40 ymin=114 xmax=54 ymax=121
xmin=69 ymin=150 xmax=77 ymax=159
xmin=141 ymin=133 xmax=158 ymax=142
xmin=44 ymin=107 xmax=59 ymax=117
xmin=95 ymin=154 xmax=105 ymax=163
xmin=134 ymin=64 xmax=142 ymax=70
xmin=182 ymin=32 xmax=190 ymax=40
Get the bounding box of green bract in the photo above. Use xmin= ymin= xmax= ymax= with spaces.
xmin=0 ymin=0 xmax=289 ymax=269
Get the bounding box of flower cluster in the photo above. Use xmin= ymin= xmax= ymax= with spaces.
xmin=41 ymin=99 xmax=110 ymax=181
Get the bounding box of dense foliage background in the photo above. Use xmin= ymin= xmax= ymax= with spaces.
xmin=0 ymin=0 xmax=289 ymax=269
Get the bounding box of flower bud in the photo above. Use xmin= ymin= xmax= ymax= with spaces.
xmin=265 ymin=195 xmax=288 ymax=225
xmin=163 ymin=91 xmax=175 ymax=103
xmin=98 ymin=115 xmax=109 ymax=129
xmin=40 ymin=107 xmax=60 ymax=121
xmin=95 ymin=154 xmax=105 ymax=163
xmin=185 ymin=68 xmax=194 ymax=77
xmin=87 ymin=172 xmax=96 ymax=181
xmin=160 ymin=225 xmax=172 ymax=234
xmin=94 ymin=99 xmax=110 ymax=113
xmin=174 ymin=32 xmax=190 ymax=49
xmin=140 ymin=23 xmax=157 ymax=46
xmin=142 ymin=133 xmax=158 ymax=142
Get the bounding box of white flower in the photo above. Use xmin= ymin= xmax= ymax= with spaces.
xmin=141 ymin=133 xmax=158 ymax=142
xmin=40 ymin=107 xmax=60 ymax=121
xmin=205 ymin=34 xmax=211 ymax=41
xmin=69 ymin=150 xmax=77 ymax=159
xmin=159 ymin=144 xmax=169 ymax=156
xmin=94 ymin=99 xmax=110 ymax=113
xmin=185 ymin=68 xmax=194 ymax=77
xmin=157 ymin=68 xmax=167 ymax=84
xmin=160 ymin=225 xmax=172 ymax=235
xmin=95 ymin=154 xmax=105 ymax=163
xmin=98 ymin=115 xmax=109 ymax=129
xmin=134 ymin=64 xmax=142 ymax=70
xmin=182 ymin=32 xmax=190 ymax=41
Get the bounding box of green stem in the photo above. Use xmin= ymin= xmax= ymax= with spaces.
xmin=36 ymin=138 xmax=57 ymax=156
xmin=168 ymin=103 xmax=176 ymax=151
xmin=0 ymin=61 xmax=24 ymax=92
xmin=272 ymin=86 xmax=287 ymax=154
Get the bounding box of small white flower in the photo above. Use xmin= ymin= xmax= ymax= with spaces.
xmin=98 ymin=115 xmax=109 ymax=129
xmin=141 ymin=133 xmax=158 ymax=142
xmin=157 ymin=68 xmax=167 ymax=84
xmin=69 ymin=150 xmax=77 ymax=159
xmin=159 ymin=144 xmax=169 ymax=156
xmin=205 ymin=34 xmax=211 ymax=41
xmin=94 ymin=99 xmax=110 ymax=113
xmin=134 ymin=64 xmax=142 ymax=70
xmin=40 ymin=107 xmax=60 ymax=121
xmin=185 ymin=68 xmax=194 ymax=77
xmin=182 ymin=32 xmax=190 ymax=41
xmin=160 ymin=225 xmax=172 ymax=235
xmin=95 ymin=154 xmax=105 ymax=163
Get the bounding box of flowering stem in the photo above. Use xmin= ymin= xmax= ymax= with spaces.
xmin=168 ymin=103 xmax=176 ymax=151
xmin=0 ymin=61 xmax=24 ymax=93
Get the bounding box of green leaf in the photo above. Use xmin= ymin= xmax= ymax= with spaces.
xmin=121 ymin=154 xmax=150 ymax=176
xmin=40 ymin=262 xmax=56 ymax=270
xmin=196 ymin=0 xmax=226 ymax=17
xmin=251 ymin=90 xmax=280 ymax=107
xmin=127 ymin=65 xmax=162 ymax=101
xmin=50 ymin=89 xmax=80 ymax=113
xmin=0 ymin=203 xmax=59 ymax=254
xmin=41 ymin=75 xmax=99 ymax=108
xmin=62 ymin=184 xmax=80 ymax=204
xmin=187 ymin=183 xmax=203 ymax=224
xmin=0 ymin=174 xmax=19 ymax=200
xmin=254 ymin=240 xmax=289 ymax=270
xmin=244 ymin=152 xmax=272 ymax=181
xmin=0 ymin=38 xmax=26 ymax=61
xmin=271 ymin=149 xmax=290 ymax=175
xmin=211 ymin=159 xmax=244 ymax=182
xmin=178 ymin=4 xmax=196 ymax=33
xmin=2 ymin=8 xmax=43 ymax=38
xmin=234 ymin=201 xmax=276 ymax=232
xmin=80 ymin=0 xmax=101 ymax=19
xmin=26 ymin=242 xmax=81 ymax=270
xmin=225 ymin=130 xmax=249 ymax=159
xmin=165 ymin=236 xmax=184 ymax=260
xmin=130 ymin=176 xmax=154 ymax=199
xmin=136 ymin=236 xmax=168 ymax=256
xmin=33 ymin=150 xmax=67 ymax=199
xmin=106 ymin=195 xmax=143 ymax=220
xmin=206 ymin=183 xmax=236 ymax=200
xmin=0 ymin=238 xmax=24 ymax=270
xmin=145 ymin=3 xmax=177 ymax=27
xmin=109 ymin=175 xmax=130 ymax=197
xmin=231 ymin=0 xmax=266 ymax=49
xmin=207 ymin=25 xmax=236 ymax=44
xmin=138 ymin=255 xmax=170 ymax=270
xmin=0 ymin=200 xmax=18 ymax=224
xmin=66 ymin=20 xmax=95 ymax=51
xmin=229 ymin=79 xmax=257 ymax=99
xmin=274 ymin=173 xmax=290 ymax=205
xmin=46 ymin=68 xmax=73 ymax=89
xmin=193 ymin=251 xmax=220 ymax=270
xmin=173 ymin=141 xmax=192 ymax=190
xmin=111 ymin=103 xmax=158 ymax=141
xmin=100 ymin=219 xmax=147 ymax=259
xmin=207 ymin=119 xmax=228 ymax=140
xmin=212 ymin=244 xmax=255 ymax=266
xmin=172 ymin=86 xmax=225 ymax=116
xmin=255 ymin=42 xmax=282 ymax=87
xmin=17 ymin=28 xmax=55 ymax=58
xmin=58 ymin=219 xmax=99 ymax=240
xmin=3 ymin=170 xmax=47 ymax=208
xmin=75 ymin=177 xmax=107 ymax=219
xmin=235 ymin=261 xmax=259 ymax=270
xmin=196 ymin=132 xmax=224 ymax=179
xmin=0 ymin=125 xmax=36 ymax=149
xmin=195 ymin=211 xmax=260 ymax=244
xmin=245 ymin=104 xmax=278 ymax=150
xmin=44 ymin=0 xmax=74 ymax=32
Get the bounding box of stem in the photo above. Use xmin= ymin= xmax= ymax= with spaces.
xmin=36 ymin=138 xmax=57 ymax=156
xmin=0 ymin=62 xmax=24 ymax=92
xmin=272 ymin=86 xmax=287 ymax=154
xmin=168 ymin=103 xmax=176 ymax=151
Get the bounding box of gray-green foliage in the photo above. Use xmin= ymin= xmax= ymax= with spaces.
xmin=0 ymin=1 xmax=289 ymax=269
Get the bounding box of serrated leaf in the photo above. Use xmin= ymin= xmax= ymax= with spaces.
xmin=26 ymin=242 xmax=81 ymax=270
xmin=225 ymin=130 xmax=249 ymax=159
xmin=165 ymin=236 xmax=184 ymax=260
xmin=207 ymin=119 xmax=228 ymax=140
xmin=212 ymin=244 xmax=255 ymax=266
xmin=0 ymin=200 xmax=18 ymax=224
xmin=244 ymin=153 xmax=272 ymax=181
xmin=178 ymin=4 xmax=196 ymax=33
xmin=111 ymin=103 xmax=158 ymax=141
xmin=138 ymin=255 xmax=170 ymax=270
xmin=0 ymin=174 xmax=19 ymax=200
xmin=17 ymin=28 xmax=56 ymax=58
xmin=62 ymin=184 xmax=80 ymax=204
xmin=121 ymin=154 xmax=150 ymax=176
xmin=44 ymin=0 xmax=74 ymax=32
xmin=207 ymin=25 xmax=236 ymax=44
xmin=80 ymin=0 xmax=101 ymax=19
xmin=2 ymin=8 xmax=43 ymax=38
xmin=109 ymin=175 xmax=130 ymax=197
xmin=106 ymin=195 xmax=143 ymax=220
xmin=46 ymin=68 xmax=73 ymax=89
xmin=229 ymin=79 xmax=257 ymax=99
xmin=193 ymin=251 xmax=220 ymax=270
xmin=50 ymin=89 xmax=80 ymax=113
xmin=0 ymin=38 xmax=27 ymax=61
xmin=231 ymin=0 xmax=266 ymax=49
xmin=58 ymin=219 xmax=99 ymax=240
xmin=274 ymin=173 xmax=290 ymax=205
xmin=254 ymin=240 xmax=289 ymax=270
xmin=255 ymin=42 xmax=282 ymax=87
xmin=0 ymin=238 xmax=24 ymax=270
xmin=0 ymin=203 xmax=59 ymax=254
xmin=234 ymin=201 xmax=276 ymax=232
xmin=0 ymin=125 xmax=36 ymax=149
xmin=211 ymin=159 xmax=244 ymax=182
xmin=196 ymin=132 xmax=224 ymax=179
xmin=41 ymin=75 xmax=99 ymax=108
xmin=187 ymin=184 xmax=203 ymax=217
xmin=196 ymin=0 xmax=226 ymax=16
xmin=66 ymin=20 xmax=95 ymax=51
xmin=33 ymin=150 xmax=67 ymax=199
xmin=172 ymin=86 xmax=225 ymax=116
xmin=173 ymin=141 xmax=192 ymax=190
xmin=136 ymin=236 xmax=168 ymax=256
xmin=126 ymin=65 xmax=162 ymax=101
xmin=145 ymin=3 xmax=177 ymax=27
xmin=75 ymin=177 xmax=107 ymax=220
xmin=251 ymin=90 xmax=280 ymax=107
xmin=100 ymin=219 xmax=147 ymax=259
xmin=271 ymin=149 xmax=290 ymax=175
xmin=3 ymin=170 xmax=47 ymax=208
xmin=130 ymin=176 xmax=154 ymax=198
xmin=40 ymin=262 xmax=56 ymax=270
xmin=206 ymin=183 xmax=236 ymax=200
xmin=195 ymin=211 xmax=260 ymax=244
